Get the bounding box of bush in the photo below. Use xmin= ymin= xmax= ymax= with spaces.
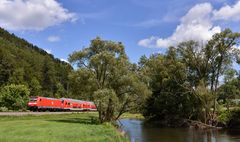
xmin=0 ymin=84 xmax=30 ymax=111
xmin=228 ymin=109 xmax=240 ymax=129
xmin=0 ymin=107 xmax=8 ymax=112
xmin=217 ymin=110 xmax=230 ymax=126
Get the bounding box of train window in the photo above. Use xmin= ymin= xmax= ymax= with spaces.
xmin=40 ymin=99 xmax=42 ymax=102
xmin=68 ymin=103 xmax=70 ymax=105
xmin=62 ymin=100 xmax=64 ymax=104
xmin=30 ymin=97 xmax=37 ymax=102
xmin=65 ymin=102 xmax=67 ymax=105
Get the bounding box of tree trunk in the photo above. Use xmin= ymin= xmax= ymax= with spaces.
xmin=98 ymin=102 xmax=103 ymax=123
xmin=227 ymin=100 xmax=230 ymax=112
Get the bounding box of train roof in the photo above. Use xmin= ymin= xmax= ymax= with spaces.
xmin=61 ymin=98 xmax=94 ymax=104
xmin=30 ymin=96 xmax=95 ymax=104
xmin=30 ymin=96 xmax=60 ymax=100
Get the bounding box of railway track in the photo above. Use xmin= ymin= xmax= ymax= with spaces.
xmin=0 ymin=111 xmax=83 ymax=116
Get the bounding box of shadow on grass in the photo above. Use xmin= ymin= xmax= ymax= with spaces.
xmin=48 ymin=117 xmax=100 ymax=125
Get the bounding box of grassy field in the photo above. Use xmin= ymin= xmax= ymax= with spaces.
xmin=0 ymin=112 xmax=128 ymax=142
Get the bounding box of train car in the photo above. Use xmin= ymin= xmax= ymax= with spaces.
xmin=60 ymin=98 xmax=97 ymax=111
xmin=89 ymin=102 xmax=97 ymax=111
xmin=61 ymin=98 xmax=72 ymax=111
xmin=61 ymin=98 xmax=83 ymax=111
xmin=28 ymin=96 xmax=97 ymax=112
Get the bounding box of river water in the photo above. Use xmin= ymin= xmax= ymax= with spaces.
xmin=118 ymin=119 xmax=240 ymax=142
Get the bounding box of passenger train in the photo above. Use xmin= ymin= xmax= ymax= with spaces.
xmin=27 ymin=96 xmax=97 ymax=111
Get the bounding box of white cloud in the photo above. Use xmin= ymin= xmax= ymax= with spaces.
xmin=0 ymin=0 xmax=77 ymax=31
xmin=233 ymin=45 xmax=240 ymax=49
xmin=138 ymin=3 xmax=222 ymax=48
xmin=138 ymin=36 xmax=160 ymax=48
xmin=47 ymin=36 xmax=60 ymax=42
xmin=60 ymin=58 xmax=69 ymax=63
xmin=213 ymin=1 xmax=240 ymax=21
xmin=44 ymin=49 xmax=51 ymax=54
xmin=139 ymin=1 xmax=240 ymax=48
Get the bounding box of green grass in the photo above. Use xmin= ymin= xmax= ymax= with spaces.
xmin=0 ymin=112 xmax=129 ymax=142
xmin=120 ymin=113 xmax=144 ymax=119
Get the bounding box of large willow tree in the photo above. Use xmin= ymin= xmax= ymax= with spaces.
xmin=69 ymin=37 xmax=150 ymax=123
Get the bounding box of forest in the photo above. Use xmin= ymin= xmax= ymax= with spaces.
xmin=0 ymin=27 xmax=240 ymax=128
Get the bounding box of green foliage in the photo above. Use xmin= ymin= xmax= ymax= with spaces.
xmin=29 ymin=77 xmax=42 ymax=96
xmin=218 ymin=70 xmax=240 ymax=110
xmin=228 ymin=109 xmax=240 ymax=129
xmin=0 ymin=28 xmax=72 ymax=98
xmin=141 ymin=48 xmax=200 ymax=123
xmin=217 ymin=110 xmax=230 ymax=125
xmin=93 ymin=89 xmax=118 ymax=122
xmin=0 ymin=84 xmax=30 ymax=110
xmin=55 ymin=82 xmax=67 ymax=98
xmin=195 ymin=80 xmax=214 ymax=123
xmin=0 ymin=107 xmax=8 ymax=112
xmin=68 ymin=68 xmax=97 ymax=100
xmin=142 ymin=29 xmax=240 ymax=125
xmin=218 ymin=109 xmax=240 ymax=129
xmin=69 ymin=37 xmax=150 ymax=122
xmin=0 ymin=45 xmax=14 ymax=86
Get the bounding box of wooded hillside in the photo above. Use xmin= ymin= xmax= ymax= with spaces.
xmin=0 ymin=28 xmax=72 ymax=98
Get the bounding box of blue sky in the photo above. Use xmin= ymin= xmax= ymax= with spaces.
xmin=0 ymin=0 xmax=240 ymax=64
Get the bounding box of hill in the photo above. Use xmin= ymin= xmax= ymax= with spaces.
xmin=0 ymin=27 xmax=72 ymax=97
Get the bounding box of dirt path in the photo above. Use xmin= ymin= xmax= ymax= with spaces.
xmin=0 ymin=112 xmax=82 ymax=116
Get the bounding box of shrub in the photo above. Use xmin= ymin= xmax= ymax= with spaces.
xmin=0 ymin=107 xmax=8 ymax=112
xmin=0 ymin=84 xmax=30 ymax=111
xmin=217 ymin=110 xmax=230 ymax=126
xmin=228 ymin=109 xmax=240 ymax=129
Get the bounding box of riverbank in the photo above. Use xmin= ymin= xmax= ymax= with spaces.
xmin=0 ymin=112 xmax=128 ymax=142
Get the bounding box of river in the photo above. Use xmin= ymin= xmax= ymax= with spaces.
xmin=118 ymin=119 xmax=240 ymax=142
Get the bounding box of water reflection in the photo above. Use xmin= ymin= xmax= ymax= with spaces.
xmin=118 ymin=119 xmax=240 ymax=142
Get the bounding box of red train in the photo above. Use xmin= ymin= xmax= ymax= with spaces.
xmin=27 ymin=96 xmax=97 ymax=111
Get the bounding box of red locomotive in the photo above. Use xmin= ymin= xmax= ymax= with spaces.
xmin=27 ymin=96 xmax=97 ymax=111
